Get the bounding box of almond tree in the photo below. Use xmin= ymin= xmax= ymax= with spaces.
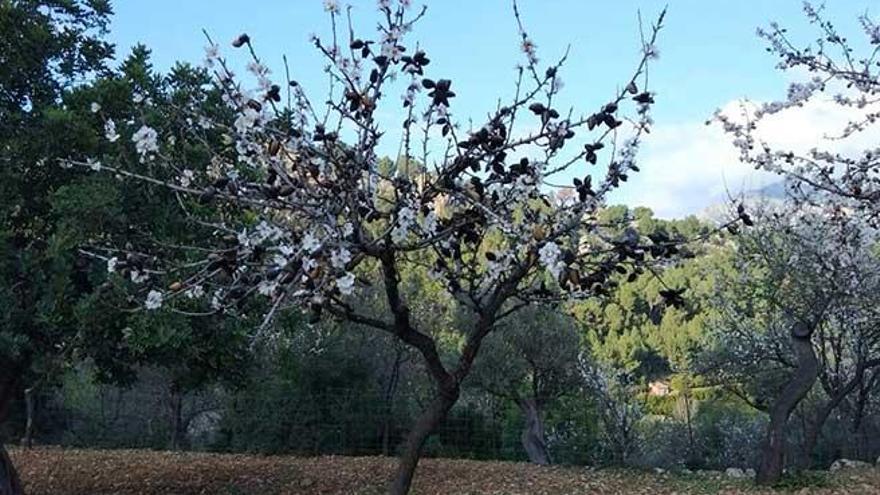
xmin=716 ymin=2 xmax=880 ymax=226
xmin=69 ymin=2 xmax=670 ymax=492
xmin=708 ymin=204 xmax=880 ymax=484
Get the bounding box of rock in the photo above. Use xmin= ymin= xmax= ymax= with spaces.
xmin=745 ymin=468 xmax=756 ymax=478
xmin=725 ymin=467 xmax=747 ymax=478
xmin=829 ymin=459 xmax=871 ymax=472
xmin=653 ymin=467 xmax=666 ymax=475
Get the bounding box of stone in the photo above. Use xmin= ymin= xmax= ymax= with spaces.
xmin=725 ymin=467 xmax=747 ymax=478
xmin=829 ymin=459 xmax=871 ymax=472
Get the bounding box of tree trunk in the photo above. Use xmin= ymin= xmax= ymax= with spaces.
xmin=169 ymin=385 xmax=185 ymax=451
xmin=801 ymin=376 xmax=862 ymax=468
xmin=756 ymin=333 xmax=819 ymax=485
xmin=389 ymin=387 xmax=458 ymax=495
xmin=0 ymin=441 xmax=22 ymax=495
xmin=0 ymin=367 xmax=23 ymax=495
xmin=518 ymin=398 xmax=550 ymax=465
xmin=21 ymin=389 xmax=34 ymax=450
xmin=382 ymin=349 xmax=404 ymax=456
xmin=801 ymin=404 xmax=832 ymax=468
xmin=850 ymin=383 xmax=869 ymax=460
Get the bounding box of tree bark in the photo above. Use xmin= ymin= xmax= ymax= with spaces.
xmin=849 ymin=380 xmax=870 ymax=460
xmin=0 ymin=367 xmax=23 ymax=495
xmin=390 ymin=386 xmax=458 ymax=495
xmin=0 ymin=442 xmax=23 ymax=495
xmin=169 ymin=385 xmax=185 ymax=451
xmin=801 ymin=376 xmax=862 ymax=467
xmin=756 ymin=333 xmax=819 ymax=485
xmin=382 ymin=348 xmax=404 ymax=456
xmin=518 ymin=398 xmax=550 ymax=465
xmin=801 ymin=401 xmax=833 ymax=468
xmin=21 ymin=389 xmax=34 ymax=450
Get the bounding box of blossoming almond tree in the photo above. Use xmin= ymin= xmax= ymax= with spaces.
xmin=708 ymin=203 xmax=880 ymax=484
xmin=716 ymin=2 xmax=880 ymax=226
xmin=68 ymin=2 xmax=671 ymax=492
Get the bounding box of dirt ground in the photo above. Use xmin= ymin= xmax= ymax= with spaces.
xmin=9 ymin=447 xmax=880 ymax=494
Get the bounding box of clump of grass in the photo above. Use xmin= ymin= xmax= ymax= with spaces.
xmin=771 ymin=471 xmax=830 ymax=491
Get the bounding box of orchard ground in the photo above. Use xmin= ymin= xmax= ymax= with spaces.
xmin=9 ymin=447 xmax=880 ymax=495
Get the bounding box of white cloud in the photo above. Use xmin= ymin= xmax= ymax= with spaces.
xmin=613 ymin=94 xmax=880 ymax=219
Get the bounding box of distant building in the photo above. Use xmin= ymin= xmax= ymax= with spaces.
xmin=648 ymin=380 xmax=671 ymax=397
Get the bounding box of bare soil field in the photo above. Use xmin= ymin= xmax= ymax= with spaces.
xmin=9 ymin=447 xmax=880 ymax=494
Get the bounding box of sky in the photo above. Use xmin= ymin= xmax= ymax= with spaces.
xmin=105 ymin=1 xmax=876 ymax=218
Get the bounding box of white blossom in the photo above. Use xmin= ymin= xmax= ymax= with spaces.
xmin=331 ymin=247 xmax=352 ymax=269
xmin=131 ymin=125 xmax=159 ymax=161
xmin=145 ymin=290 xmax=163 ymax=310
xmin=521 ymin=38 xmax=538 ymax=65
xmin=130 ymin=269 xmax=149 ymax=284
xmin=234 ymin=107 xmax=261 ymax=134
xmin=539 ymin=242 xmax=565 ymax=279
xmin=203 ymin=43 xmax=219 ymax=67
xmin=211 ymin=290 xmax=225 ymax=310
xmin=90 ymin=102 xmax=101 ymax=113
xmin=106 ymin=257 xmax=118 ymax=273
xmin=179 ymin=169 xmax=195 ymax=188
xmin=301 ymin=232 xmax=321 ymax=253
xmin=186 ymin=285 xmax=205 ymax=299
xmin=391 ymin=206 xmax=416 ymax=243
xmin=336 ymin=272 xmax=356 ymax=295
xmin=104 ymin=119 xmax=120 ymax=142
xmin=257 ymin=279 xmax=278 ymax=296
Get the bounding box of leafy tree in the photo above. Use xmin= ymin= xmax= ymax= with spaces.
xmin=0 ymin=2 xmax=114 ymax=492
xmin=70 ymin=2 xmax=678 ymax=492
xmin=1 ymin=5 xmax=258 ymax=491
xmin=470 ymin=305 xmax=579 ymax=464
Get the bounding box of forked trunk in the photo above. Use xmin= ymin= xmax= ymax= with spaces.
xmin=21 ymin=389 xmax=34 ymax=449
xmin=518 ymin=398 xmax=550 ymax=465
xmin=801 ymin=405 xmax=832 ymax=469
xmin=756 ymin=333 xmax=818 ymax=485
xmin=389 ymin=387 xmax=458 ymax=495
xmin=801 ymin=375 xmax=862 ymax=468
xmin=0 ymin=442 xmax=22 ymax=495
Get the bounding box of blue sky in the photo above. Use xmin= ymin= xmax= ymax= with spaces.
xmin=106 ymin=1 xmax=873 ymax=218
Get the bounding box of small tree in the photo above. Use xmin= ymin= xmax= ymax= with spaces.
xmin=578 ymin=357 xmax=644 ymax=465
xmin=471 ymin=305 xmax=580 ymax=464
xmin=70 ymin=2 xmax=670 ymax=492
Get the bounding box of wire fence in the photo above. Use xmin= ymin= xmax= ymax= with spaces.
xmin=1 ymin=384 xmax=538 ymax=463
